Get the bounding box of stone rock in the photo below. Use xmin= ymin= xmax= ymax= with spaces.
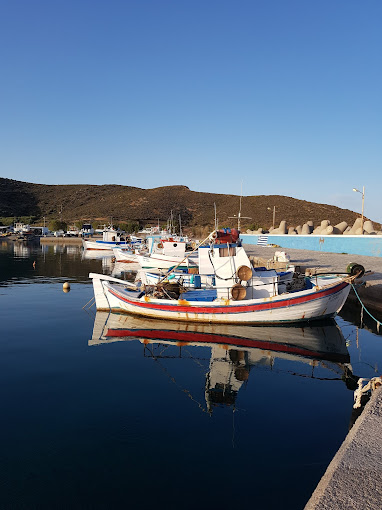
xmin=363 ymin=220 xmax=375 ymax=234
xmin=322 ymin=225 xmax=334 ymax=235
xmin=272 ymin=221 xmax=287 ymax=234
xmin=349 ymin=218 xmax=363 ymax=234
xmin=334 ymin=221 xmax=348 ymax=234
xmin=279 ymin=220 xmax=287 ymax=234
xmin=321 ymin=220 xmax=330 ymax=229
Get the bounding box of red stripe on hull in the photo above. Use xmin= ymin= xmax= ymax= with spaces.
xmin=105 ymin=328 xmax=344 ymax=360
xmin=108 ymin=282 xmax=348 ymax=315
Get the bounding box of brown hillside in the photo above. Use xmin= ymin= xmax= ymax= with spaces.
xmin=0 ymin=178 xmax=378 ymax=231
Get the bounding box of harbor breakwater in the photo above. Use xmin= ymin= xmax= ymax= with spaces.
xmin=241 ymin=234 xmax=382 ymax=258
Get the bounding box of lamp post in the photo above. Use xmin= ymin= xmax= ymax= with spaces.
xmin=267 ymin=206 xmax=276 ymax=230
xmin=352 ymin=186 xmax=365 ymax=233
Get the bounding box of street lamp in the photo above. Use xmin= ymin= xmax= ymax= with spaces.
xmin=352 ymin=186 xmax=365 ymax=233
xmin=267 ymin=206 xmax=276 ymax=230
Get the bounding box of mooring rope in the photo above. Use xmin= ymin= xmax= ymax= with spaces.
xmin=351 ymin=283 xmax=382 ymax=330
xmin=82 ymin=296 xmax=95 ymax=309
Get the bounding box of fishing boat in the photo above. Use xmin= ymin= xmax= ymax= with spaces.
xmin=82 ymin=226 xmax=131 ymax=250
xmin=89 ymin=229 xmax=363 ymax=324
xmin=113 ymin=247 xmax=139 ymax=263
xmin=135 ymin=237 xmax=198 ymax=270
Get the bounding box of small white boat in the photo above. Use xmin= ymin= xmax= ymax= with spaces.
xmin=136 ymin=237 xmax=197 ymax=270
xmin=113 ymin=247 xmax=140 ymax=263
xmin=82 ymin=227 xmax=131 ymax=251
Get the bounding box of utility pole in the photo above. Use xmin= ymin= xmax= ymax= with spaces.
xmin=267 ymin=206 xmax=276 ymax=230
xmin=352 ymin=186 xmax=365 ymax=234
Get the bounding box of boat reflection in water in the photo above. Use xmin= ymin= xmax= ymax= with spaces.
xmin=81 ymin=249 xmax=115 ymax=273
xmin=90 ymin=313 xmax=355 ymax=412
xmin=81 ymin=249 xmax=140 ymax=278
xmin=13 ymin=243 xmax=31 ymax=258
xmin=111 ymin=261 xmax=141 ymax=278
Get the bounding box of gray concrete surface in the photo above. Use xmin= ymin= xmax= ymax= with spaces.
xmin=244 ymin=244 xmax=382 ymax=314
xmin=304 ymin=387 xmax=382 ymax=510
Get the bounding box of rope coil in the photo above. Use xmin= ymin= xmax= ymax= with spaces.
xmin=353 ymin=377 xmax=382 ymax=408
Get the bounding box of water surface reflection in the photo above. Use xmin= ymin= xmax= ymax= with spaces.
xmin=91 ymin=312 xmax=356 ymax=414
xmin=1 ymin=241 xmax=382 ymax=509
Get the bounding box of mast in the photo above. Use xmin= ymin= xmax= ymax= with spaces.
xmin=214 ymin=202 xmax=218 ymax=231
xmin=228 ymin=182 xmax=251 ymax=231
xmin=179 ymin=214 xmax=182 ymax=237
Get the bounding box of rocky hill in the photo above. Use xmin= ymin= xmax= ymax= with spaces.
xmin=1 ymin=177 xmax=378 ymax=231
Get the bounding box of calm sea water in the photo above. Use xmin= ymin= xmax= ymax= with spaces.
xmin=1 ymin=240 xmax=381 ymax=510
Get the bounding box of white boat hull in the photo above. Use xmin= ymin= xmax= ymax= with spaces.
xmin=113 ymin=247 xmax=139 ymax=263
xmin=136 ymin=253 xmax=197 ymax=269
xmin=83 ymin=239 xmax=131 ymax=251
xmin=90 ymin=273 xmax=351 ymax=325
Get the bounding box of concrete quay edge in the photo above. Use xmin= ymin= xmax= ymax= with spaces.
xmin=40 ymin=236 xmax=83 ymax=244
xmin=304 ymin=387 xmax=382 ymax=510
xmin=244 ymin=244 xmax=382 ymax=316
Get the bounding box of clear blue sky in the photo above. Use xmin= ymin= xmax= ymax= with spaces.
xmin=1 ymin=0 xmax=381 ymax=222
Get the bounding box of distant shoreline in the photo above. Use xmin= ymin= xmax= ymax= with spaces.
xmin=40 ymin=236 xmax=83 ymax=244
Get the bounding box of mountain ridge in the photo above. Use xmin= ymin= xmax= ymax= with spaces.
xmin=1 ymin=177 xmax=378 ymax=231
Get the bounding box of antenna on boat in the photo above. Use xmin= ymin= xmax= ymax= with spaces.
xmin=179 ymin=214 xmax=182 ymax=237
xmin=229 ymin=181 xmax=251 ymax=231
xmin=214 ymin=203 xmax=218 ymax=231
xmin=168 ymin=210 xmax=175 ymax=234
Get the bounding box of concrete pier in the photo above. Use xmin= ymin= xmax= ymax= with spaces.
xmin=244 ymin=244 xmax=382 ymax=316
xmin=305 ymin=387 xmax=382 ymax=510
xmin=40 ymin=236 xmax=83 ymax=244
